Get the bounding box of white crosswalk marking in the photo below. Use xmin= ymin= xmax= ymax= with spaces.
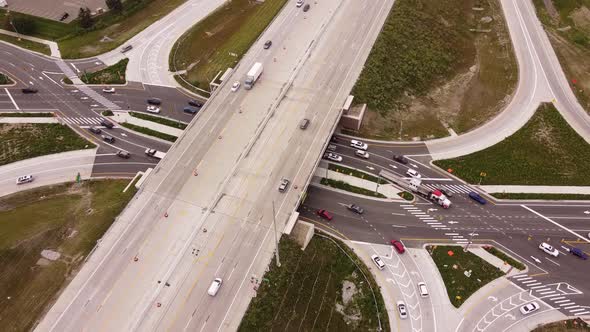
xmin=422 ymin=183 xmax=473 ymax=193
xmin=60 ymin=117 xmax=104 ymax=125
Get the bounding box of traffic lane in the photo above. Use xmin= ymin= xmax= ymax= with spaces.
xmin=91 ymin=155 xmax=157 ymax=178
xmin=332 ymin=133 xmax=430 ymax=156
xmin=66 ymin=58 xmax=106 ymax=74
xmin=86 ymin=127 xmax=171 ymax=155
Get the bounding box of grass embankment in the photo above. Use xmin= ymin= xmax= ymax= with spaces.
xmin=532 ymin=318 xmax=590 ymax=332
xmin=492 ymin=193 xmax=590 ymax=200
xmin=81 ymin=58 xmax=128 ymax=84
xmin=129 ymin=112 xmax=187 ymax=129
xmin=0 ymin=31 xmax=51 ymax=55
xmin=320 ymin=178 xmax=386 ymax=198
xmin=0 ymin=180 xmax=137 ymax=332
xmin=0 ymin=73 xmax=14 ymax=85
xmin=533 ymin=0 xmax=590 ymax=114
xmin=483 ymin=246 xmax=525 ymax=270
xmin=120 ymin=122 xmax=177 ymax=142
xmin=328 ymin=164 xmax=387 ymax=184
xmin=240 ymin=234 xmax=389 ymax=331
xmin=0 ymin=124 xmax=93 ymax=166
xmin=428 ymin=245 xmax=504 ymax=307
xmin=398 ymin=191 xmax=414 ymax=201
xmin=171 ymin=0 xmax=287 ymax=91
xmin=434 ymin=103 xmax=590 ymax=185
xmin=0 ymin=112 xmax=53 ymax=117
xmin=1 ymin=0 xmax=186 ymax=59
xmin=350 ymin=0 xmax=516 ymax=140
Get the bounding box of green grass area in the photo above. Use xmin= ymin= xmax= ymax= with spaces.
xmin=170 ymin=0 xmax=287 ymax=91
xmin=0 ymin=112 xmax=53 ymax=117
xmin=328 ymin=164 xmax=387 ymax=184
xmin=1 ymin=0 xmax=187 ymax=59
xmin=0 ymin=73 xmax=14 ymax=85
xmin=428 ymin=245 xmax=504 ymax=307
xmin=102 ymin=110 xmax=114 ymax=116
xmin=239 ymin=234 xmax=389 ymax=331
xmin=120 ymin=122 xmax=177 ymax=142
xmin=483 ymin=246 xmax=525 ymax=270
xmin=532 ymin=318 xmax=590 ymax=332
xmin=62 ymin=76 xmax=73 ymax=84
xmin=398 ymin=191 xmax=414 ymax=201
xmin=129 ymin=112 xmax=187 ymax=130
xmin=81 ymin=58 xmax=128 ymax=84
xmin=0 ymin=180 xmax=137 ymax=331
xmin=0 ymin=33 xmax=51 ymax=55
xmin=0 ymin=123 xmax=94 ymax=166
xmin=320 ymin=178 xmax=386 ymax=198
xmin=434 ymin=103 xmax=590 ymax=185
xmin=491 ymin=192 xmax=590 ymax=200
xmin=351 ymin=0 xmax=516 ymax=140
xmin=533 ymin=1 xmax=590 ymax=114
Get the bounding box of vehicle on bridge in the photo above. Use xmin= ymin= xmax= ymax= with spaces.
xmin=208 ymin=278 xmax=222 ymax=296
xmin=16 ymin=175 xmax=34 ymax=185
xmin=278 ymin=178 xmax=290 ymax=192
xmin=145 ymin=148 xmax=166 ymax=159
xmin=244 ymin=62 xmax=263 ymax=90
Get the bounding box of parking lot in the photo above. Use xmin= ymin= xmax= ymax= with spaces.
xmin=5 ymin=0 xmax=106 ymax=23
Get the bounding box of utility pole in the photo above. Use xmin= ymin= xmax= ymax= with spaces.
xmin=272 ymin=201 xmax=281 ymax=267
xmin=375 ymin=173 xmax=381 ymax=195
xmin=464 ymin=231 xmax=477 ymax=252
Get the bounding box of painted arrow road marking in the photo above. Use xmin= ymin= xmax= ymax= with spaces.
xmin=366 ymin=166 xmax=375 ymax=170
xmin=488 ymin=296 xmax=498 ymax=302
xmin=448 ymin=221 xmax=459 ymax=224
xmin=121 ymin=133 xmax=127 ymax=137
xmin=389 ymin=164 xmax=398 ymax=169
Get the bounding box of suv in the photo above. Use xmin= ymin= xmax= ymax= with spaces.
xmin=347 ymin=204 xmax=364 ymax=214
xmin=393 ymin=155 xmax=408 ymax=164
xmin=303 ymin=3 xmax=310 ymax=11
xmin=324 ymin=152 xmax=342 ymax=162
xmin=370 ymin=254 xmax=385 ymax=270
xmin=296 ymin=0 xmax=304 ymax=7
xmin=397 ymin=301 xmax=408 ymax=319
xmin=406 ymin=168 xmax=421 ymax=178
xmin=16 ymin=175 xmax=34 ymax=185
xmin=350 ymin=139 xmax=368 ymax=150
xmin=299 ymin=118 xmax=310 ymax=129
xmin=278 ymin=178 xmax=290 ymax=192
xmin=571 ymin=247 xmax=588 ymax=260
xmin=208 ymin=278 xmax=222 ymax=296
xmin=539 ymin=242 xmax=558 ymax=257
xmin=101 ymin=119 xmax=114 ymax=129
xmin=183 ymin=106 xmax=199 ymax=115
xmin=438 ymin=188 xmax=453 ymax=198
xmin=89 ymin=126 xmax=102 ymax=134
xmin=468 ymin=191 xmax=487 ymax=205
xmin=316 ymin=209 xmax=333 ymax=221
xmin=188 ymin=100 xmax=203 ymax=108
xmin=101 ymin=135 xmax=115 ymax=143
xmin=116 ymin=150 xmax=130 ymax=159
xmin=264 ymin=40 xmax=272 ymax=49
xmin=22 ymin=87 xmax=38 ymax=94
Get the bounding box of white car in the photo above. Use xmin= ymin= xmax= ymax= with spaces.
xmin=350 ymin=139 xmax=368 ymax=150
xmin=397 ymin=301 xmax=408 ymax=319
xmin=296 ymin=0 xmax=304 ymax=7
xmin=355 ymin=150 xmax=369 ymax=159
xmin=519 ymin=302 xmax=539 ymax=315
xmin=102 ymin=87 xmax=115 ymax=93
xmin=417 ymin=282 xmax=429 ymax=297
xmin=325 ymin=152 xmax=343 ymax=162
xmin=231 ymin=81 xmax=240 ymax=92
xmin=539 ymin=242 xmax=558 ymax=257
xmin=370 ymin=254 xmax=385 ymax=270
xmin=406 ymin=168 xmax=421 ymax=179
xmin=208 ymin=278 xmax=222 ymax=296
xmin=146 ymin=105 xmax=161 ymax=114
xmin=16 ymin=175 xmax=34 ymax=185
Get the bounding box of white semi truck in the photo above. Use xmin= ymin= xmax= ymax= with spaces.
xmin=244 ymin=62 xmax=263 ymax=90
xmin=145 ymin=148 xmax=166 ymax=159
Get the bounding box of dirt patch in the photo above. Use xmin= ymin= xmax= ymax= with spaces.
xmin=570 ymin=6 xmax=590 ymax=33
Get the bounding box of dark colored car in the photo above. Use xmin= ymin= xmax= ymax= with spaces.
xmin=438 ymin=188 xmax=453 ymax=198
xmin=116 ymin=150 xmax=130 ymax=159
xmin=571 ymin=247 xmax=588 ymax=260
xmin=59 ymin=12 xmax=69 ymax=21
xmin=121 ymin=45 xmax=133 ymax=53
xmin=264 ymin=40 xmax=272 ymax=49
xmin=101 ymin=119 xmax=114 ymax=129
xmin=391 ymin=240 xmax=405 ymax=254
xmin=22 ymin=87 xmax=38 ymax=94
xmin=303 ymin=4 xmax=310 ymax=12
xmin=183 ymin=106 xmax=199 ymax=115
xmin=468 ymin=191 xmax=487 ymax=205
xmin=393 ymin=155 xmax=408 ymax=164
xmin=347 ymin=204 xmax=364 ymax=214
xmin=317 ymin=209 xmax=333 ymax=221
xmin=147 ymin=98 xmax=162 ymax=105
xmin=102 ymin=135 xmax=115 ymax=143
xmin=188 ymin=100 xmax=203 ymax=108
xmin=89 ymin=126 xmax=102 ymax=134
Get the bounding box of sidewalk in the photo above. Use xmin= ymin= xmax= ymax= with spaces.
xmin=108 ymin=111 xmax=183 ymax=137
xmin=481 ymin=185 xmax=590 ymax=195
xmin=0 ymin=29 xmax=60 ymax=57
xmin=467 ymin=246 xmax=520 ymax=276
xmin=313 ymin=166 xmax=403 ymax=199
xmin=0 ymin=117 xmax=58 ymax=123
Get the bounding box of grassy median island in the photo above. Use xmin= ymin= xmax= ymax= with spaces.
xmin=533 ymin=0 xmax=590 ymax=114
xmin=1 ymin=0 xmax=187 ymax=59
xmin=129 ymin=112 xmax=187 ymax=130
xmin=428 ymin=245 xmax=504 ymax=308
xmin=120 ymin=122 xmax=177 ymax=142
xmin=239 ymin=235 xmax=389 ymax=331
xmin=0 ymin=180 xmax=137 ymax=331
xmin=434 ymin=103 xmax=590 ymax=185
xmin=320 ymin=178 xmax=386 ymax=198
xmin=492 ymin=193 xmax=590 ymax=200
xmin=170 ymin=0 xmax=287 ymax=91
xmin=81 ymin=58 xmax=128 ymax=84
xmin=351 ymin=0 xmax=516 ymax=140
xmin=328 ymin=164 xmax=387 ymax=184
xmin=0 ymin=33 xmax=51 ymax=55
xmin=483 ymin=246 xmax=525 ymax=270
xmin=0 ymin=112 xmax=53 ymax=117
xmin=0 ymin=73 xmax=14 ymax=85
xmin=0 ymin=123 xmax=94 ymax=166
xmin=532 ymin=318 xmax=590 ymax=332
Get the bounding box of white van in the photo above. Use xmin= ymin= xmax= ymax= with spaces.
xmin=418 ymin=282 xmax=428 ymax=297
xmin=208 ymin=278 xmax=223 ymax=296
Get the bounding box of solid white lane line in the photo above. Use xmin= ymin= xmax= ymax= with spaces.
xmin=554 ymin=299 xmax=571 ymax=304
xmin=4 ymin=88 xmax=19 ymax=110
xmin=522 ymin=205 xmax=590 ymax=243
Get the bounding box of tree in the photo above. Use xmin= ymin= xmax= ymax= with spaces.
xmin=11 ymin=17 xmax=37 ymax=35
xmin=105 ymin=0 xmax=123 ymax=12
xmin=78 ymin=7 xmax=93 ymax=29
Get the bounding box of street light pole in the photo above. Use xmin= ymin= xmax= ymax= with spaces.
xmin=272 ymin=201 xmax=281 ymax=267
xmin=464 ymin=231 xmax=476 ymax=252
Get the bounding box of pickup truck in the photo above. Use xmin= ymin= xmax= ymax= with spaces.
xmin=145 ymin=148 xmax=166 ymax=159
